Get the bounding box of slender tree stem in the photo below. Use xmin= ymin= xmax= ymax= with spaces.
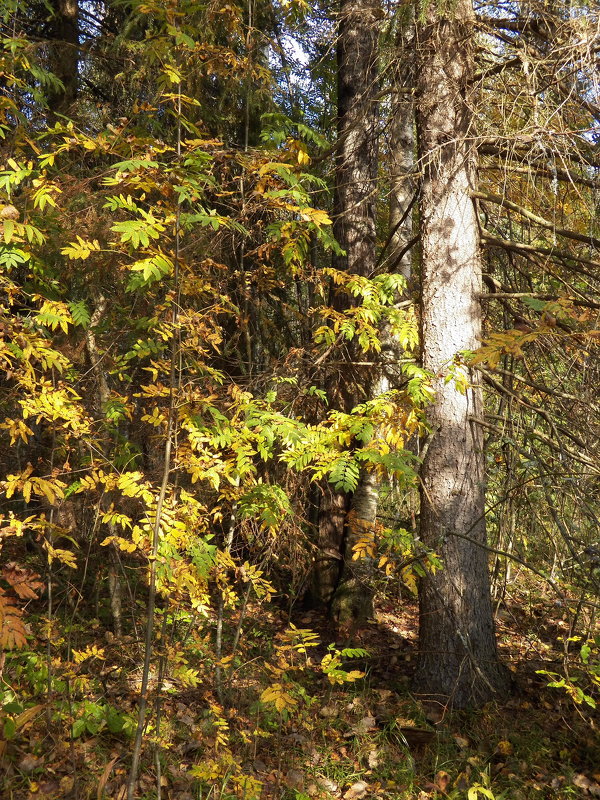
xmin=126 ymin=80 xmax=182 ymax=800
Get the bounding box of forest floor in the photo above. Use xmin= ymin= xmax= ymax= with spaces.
xmin=1 ymin=577 xmax=599 ymax=800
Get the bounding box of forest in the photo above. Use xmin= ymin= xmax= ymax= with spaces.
xmin=0 ymin=0 xmax=599 ymax=797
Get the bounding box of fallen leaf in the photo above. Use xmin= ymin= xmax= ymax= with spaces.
xmin=18 ymin=754 xmax=43 ymax=773
xmin=453 ymin=735 xmax=469 ymax=749
xmin=59 ymin=775 xmax=74 ymax=795
xmin=350 ymin=715 xmax=377 ymax=736
xmin=317 ymin=776 xmax=339 ymax=794
xmin=319 ymin=705 xmax=339 ymax=718
xmin=15 ymin=705 xmax=44 ymax=733
xmin=285 ymin=769 xmax=305 ymax=791
xmin=496 ymin=740 xmax=513 ymax=756
xmin=573 ymin=774 xmax=600 ymax=797
xmin=435 ymin=771 xmax=450 ymax=792
xmin=97 ymin=756 xmax=119 ymax=800
xmin=344 ymin=780 xmax=369 ymax=800
xmin=454 ymin=772 xmax=470 ymax=791
xmin=37 ymin=780 xmax=59 ymax=795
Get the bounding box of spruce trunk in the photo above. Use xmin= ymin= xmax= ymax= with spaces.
xmin=312 ymin=0 xmax=380 ymax=623
xmin=48 ymin=0 xmax=79 ymax=116
xmin=413 ymin=0 xmax=510 ymax=707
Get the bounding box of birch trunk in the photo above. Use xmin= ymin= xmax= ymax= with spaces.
xmin=413 ymin=0 xmax=510 ymax=707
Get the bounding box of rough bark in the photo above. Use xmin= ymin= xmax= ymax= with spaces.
xmin=413 ymin=0 xmax=510 ymax=707
xmin=311 ymin=0 xmax=381 ymax=621
xmin=310 ymin=489 xmax=348 ymax=609
xmin=378 ymin=23 xmax=416 ymax=395
xmin=388 ymin=28 xmax=415 ymax=283
xmin=48 ymin=0 xmax=79 ymax=116
xmin=331 ymin=27 xmax=417 ymax=625
xmin=332 ymin=0 xmax=380 ymax=280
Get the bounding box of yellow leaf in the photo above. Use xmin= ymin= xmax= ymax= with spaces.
xmin=14 ymin=704 xmax=43 ymax=731
xmin=32 ymin=477 xmax=64 ymax=505
xmin=2 ymin=219 xmax=14 ymax=243
xmin=73 ymin=645 xmax=105 ymax=664
xmin=22 ymin=480 xmax=32 ymax=505
xmin=496 ymin=740 xmax=513 ymax=756
xmin=300 ymin=207 xmax=332 ymax=227
xmin=345 ymin=670 xmax=365 ymax=682
xmin=0 ymin=419 xmax=35 ymax=445
xmin=401 ymin=565 xmax=418 ymax=596
xmin=100 ymin=535 xmax=137 ymax=553
xmin=44 ymin=543 xmax=77 ymax=568
xmin=260 ymin=683 xmax=297 ymax=712
xmin=60 ymin=235 xmax=101 ymax=260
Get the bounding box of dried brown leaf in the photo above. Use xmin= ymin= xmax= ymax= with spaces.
xmin=2 ymin=563 xmax=43 ymax=599
xmin=343 ymin=780 xmax=368 ymax=800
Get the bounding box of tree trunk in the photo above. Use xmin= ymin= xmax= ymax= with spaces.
xmin=86 ymin=295 xmax=123 ymax=637
xmin=413 ymin=0 xmax=510 ymax=708
xmin=331 ymin=23 xmax=417 ymax=626
xmin=48 ymin=0 xmax=79 ymax=116
xmin=311 ymin=0 xmax=381 ymax=622
xmin=388 ymin=25 xmax=415 ymax=283
xmin=310 ymin=489 xmax=347 ymax=609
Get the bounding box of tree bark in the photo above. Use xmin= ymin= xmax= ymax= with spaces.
xmin=388 ymin=26 xmax=415 ymax=283
xmin=311 ymin=0 xmax=381 ymax=622
xmin=48 ymin=0 xmax=79 ymax=116
xmin=331 ymin=21 xmax=417 ymax=626
xmin=413 ymin=0 xmax=510 ymax=707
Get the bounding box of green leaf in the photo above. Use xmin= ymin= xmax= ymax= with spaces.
xmin=105 ymin=706 xmax=125 ymax=733
xmin=581 ymin=644 xmax=591 ymax=663
xmin=3 ymin=718 xmax=16 ymax=740
xmin=68 ymin=301 xmax=91 ymax=328
xmin=0 ymin=246 xmax=29 ymax=269
xmin=110 ymin=158 xmax=160 ymax=173
xmin=126 ymin=254 xmax=172 ymax=291
xmin=521 ymin=296 xmax=547 ymax=311
xmin=329 ymin=455 xmax=360 ymax=492
xmin=340 ymin=647 xmax=369 ymax=658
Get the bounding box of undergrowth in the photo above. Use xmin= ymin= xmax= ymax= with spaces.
xmin=0 ymin=573 xmax=598 ymax=800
